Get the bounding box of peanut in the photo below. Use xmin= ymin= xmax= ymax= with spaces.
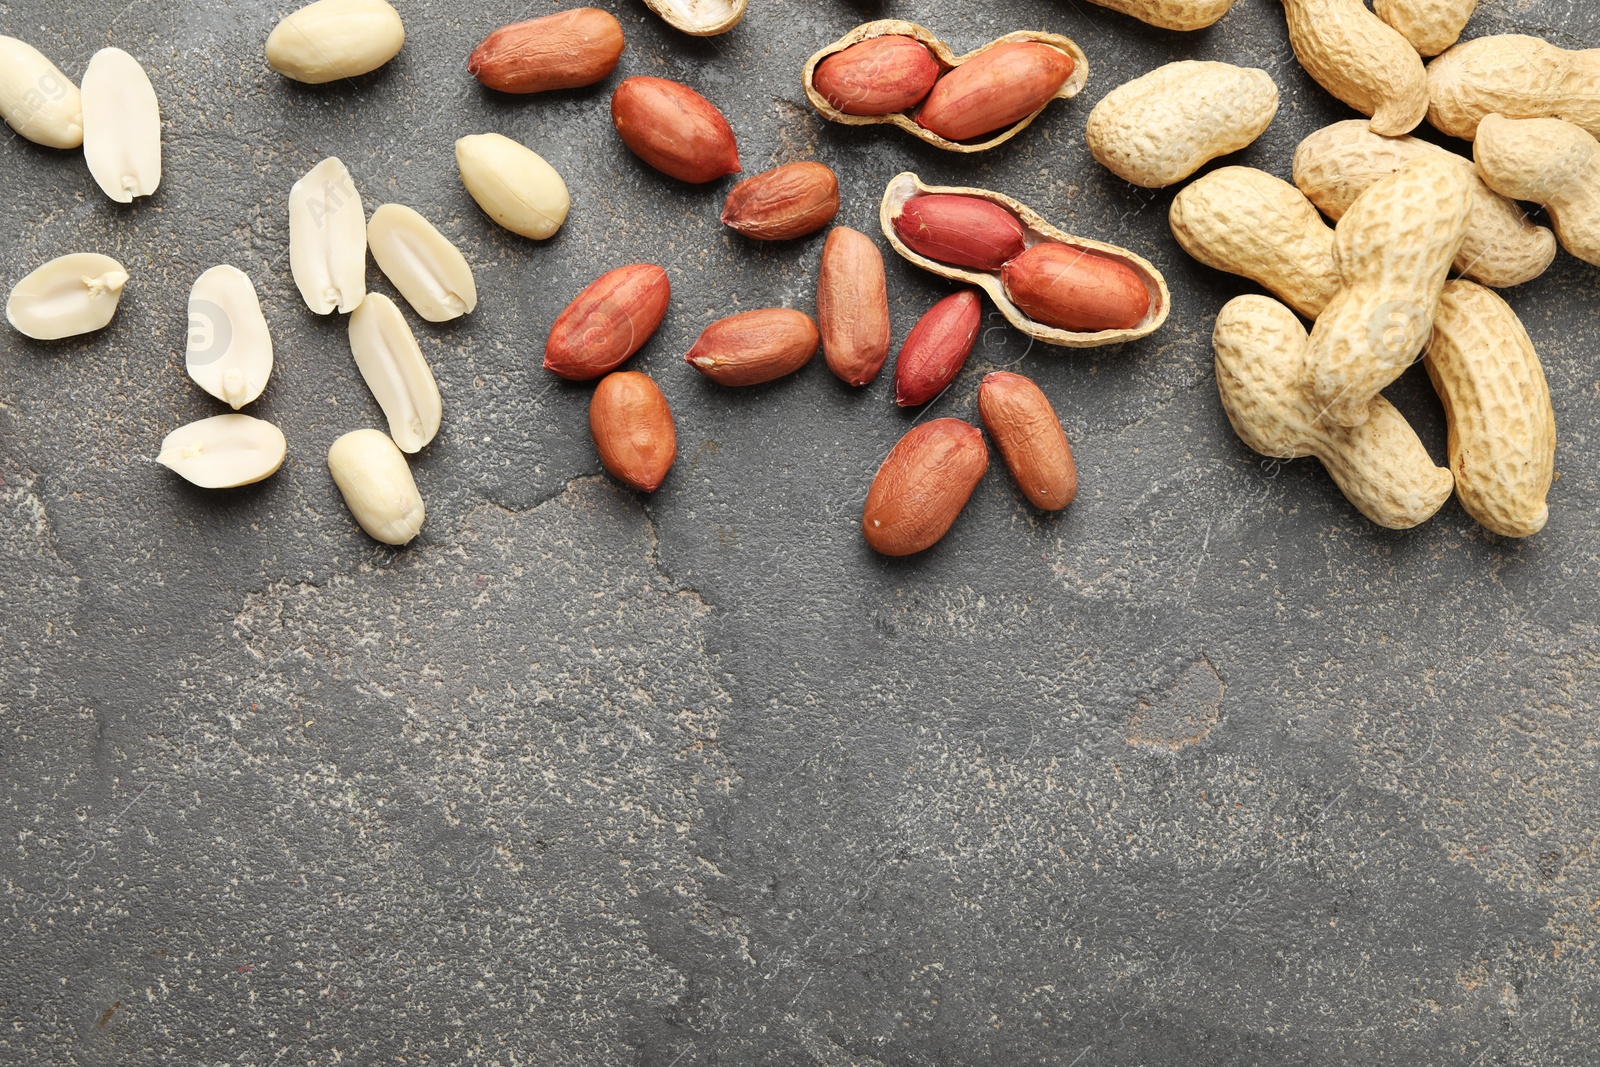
xmin=265 ymin=0 xmax=404 ymax=84
xmin=6 ymin=253 xmax=129 ymax=341
xmin=1085 ymin=62 xmax=1279 ymax=189
xmin=894 ymin=290 xmax=983 ymax=408
xmin=1372 ymin=0 xmax=1476 ymax=58
xmin=186 ymin=265 xmax=272 ymax=410
xmin=721 ymin=162 xmax=840 ymax=241
xmin=80 ymin=47 xmax=161 ymax=203
xmin=1278 ymin=0 xmax=1428 ymax=136
xmin=1307 ymin=157 xmax=1472 ymax=428
xmin=1169 ymin=167 xmax=1339 ymax=321
xmin=544 ymin=265 xmax=672 ymax=381
xmin=455 ymin=133 xmax=570 ymax=240
xmin=367 ymin=203 xmax=477 ymax=323
xmin=817 ymin=227 xmax=892 ymax=387
xmin=0 ymin=36 xmax=82 ymax=149
xmin=1079 ymin=0 xmax=1236 ymax=32
xmin=289 ymin=157 xmax=367 ymax=315
xmin=685 ymin=309 xmax=819 ymax=387
xmin=642 ymin=0 xmax=745 ymax=37
xmin=804 ymin=24 xmax=1088 ymax=154
xmin=1292 ymin=120 xmax=1557 ymax=289
xmin=890 ymin=194 xmax=1028 ymax=271
xmin=916 ymin=41 xmax=1076 ymax=143
xmin=328 ymin=429 xmax=426 ymax=545
xmin=610 ymin=77 xmax=740 ymax=184
xmin=1001 ymin=244 xmax=1151 ymax=334
xmin=862 ymin=419 xmax=988 ymax=556
xmin=160 ymin=415 xmax=288 ymax=491
xmin=810 ymin=35 xmax=940 ymax=117
xmin=978 ymin=373 xmax=1077 ymax=512
xmin=590 ymin=372 xmax=677 ymax=493
xmin=1424 ymin=281 xmax=1555 ymax=538
xmin=1214 ymin=295 xmax=1453 ymax=530
xmin=468 ymin=9 xmax=624 ymax=94
xmin=1426 ymin=35 xmax=1600 ymax=141
xmin=1473 ymin=115 xmax=1600 ymax=268
xmin=348 ymin=294 xmax=441 ymax=455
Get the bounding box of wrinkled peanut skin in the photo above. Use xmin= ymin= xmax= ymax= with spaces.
xmin=978 ymin=372 xmax=1077 ymax=512
xmin=1001 ymin=244 xmax=1151 ymax=333
xmin=817 ymin=227 xmax=892 ymax=386
xmin=863 ymin=419 xmax=989 ymax=556
xmin=469 ymin=9 xmax=625 ymax=93
xmin=892 ymin=194 xmax=1027 ymax=271
xmin=721 ymin=162 xmax=840 ymax=241
xmin=686 ymin=308 xmax=819 ymax=386
xmin=611 ymin=77 xmax=740 ymax=184
xmin=915 ymin=42 xmax=1075 ymax=142
xmin=812 ymin=35 xmax=940 ymax=116
xmin=590 ymin=371 xmax=677 ymax=493
xmin=894 ymin=290 xmax=982 ymax=408
xmin=545 ymin=265 xmax=671 ymax=381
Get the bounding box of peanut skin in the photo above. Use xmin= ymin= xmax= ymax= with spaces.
xmin=862 ymin=419 xmax=988 ymax=556
xmin=978 ymin=372 xmax=1077 ymax=511
xmin=1214 ymin=296 xmax=1453 ymax=530
xmin=915 ymin=41 xmax=1075 ymax=142
xmin=1001 ymin=245 xmax=1150 ymax=334
xmin=544 ymin=264 xmax=671 ymax=381
xmin=817 ymin=227 xmax=892 ymax=386
xmin=811 ymin=35 xmax=940 ymax=116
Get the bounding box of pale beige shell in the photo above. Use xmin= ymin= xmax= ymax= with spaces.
xmin=1424 ymin=280 xmax=1554 ymax=538
xmin=1168 ymin=167 xmax=1338 ymax=321
xmin=1214 ymin=295 xmax=1453 ymax=530
xmin=803 ymin=22 xmax=1088 ymax=154
xmin=1292 ymin=120 xmax=1556 ymax=288
xmin=1279 ymin=0 xmax=1428 ymax=136
xmin=1427 ymin=35 xmax=1600 ymax=141
xmin=1087 ymin=62 xmax=1279 ymax=189
xmin=1307 ymin=156 xmax=1473 ymax=428
xmin=1372 ymin=0 xmax=1476 ymax=58
xmin=642 ymin=0 xmax=746 ymax=36
xmin=1081 ymin=0 xmax=1236 ymax=32
xmin=1474 ymin=115 xmax=1600 ymax=267
xmin=880 ymin=172 xmax=1169 ymax=349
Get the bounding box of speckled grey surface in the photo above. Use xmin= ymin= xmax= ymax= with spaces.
xmin=4 ymin=0 xmax=1600 ymax=1063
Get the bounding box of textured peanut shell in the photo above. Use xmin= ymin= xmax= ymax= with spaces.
xmin=1278 ymin=0 xmax=1428 ymax=136
xmin=1292 ymin=120 xmax=1556 ymax=288
xmin=1214 ymin=296 xmax=1453 ymax=530
xmin=1168 ymin=167 xmax=1339 ymax=321
xmin=1086 ymin=62 xmax=1278 ymax=189
xmin=803 ymin=21 xmax=1087 ymax=154
xmin=642 ymin=0 xmax=745 ymax=37
xmin=1473 ymin=115 xmax=1600 ymax=268
xmin=1079 ymin=0 xmax=1236 ymax=32
xmin=881 ymin=173 xmax=1169 ymax=349
xmin=1308 ymin=157 xmax=1472 ymax=428
xmin=1427 ymin=35 xmax=1600 ymax=141
xmin=1424 ymin=281 xmax=1554 ymax=538
xmin=1372 ymin=0 xmax=1476 ymax=58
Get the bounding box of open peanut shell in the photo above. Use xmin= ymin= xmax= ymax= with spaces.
xmin=802 ymin=21 xmax=1089 ymax=153
xmin=880 ymin=173 xmax=1170 ymax=348
xmin=643 ymin=0 xmax=747 ymax=37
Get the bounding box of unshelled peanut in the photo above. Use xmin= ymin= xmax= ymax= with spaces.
xmin=1278 ymin=0 xmax=1428 ymax=136
xmin=1426 ymin=35 xmax=1600 ymax=141
xmin=1473 ymin=114 xmax=1600 ymax=267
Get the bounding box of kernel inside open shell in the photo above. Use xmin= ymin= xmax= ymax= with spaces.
xmin=643 ymin=0 xmax=747 ymax=37
xmin=880 ymin=173 xmax=1170 ymax=348
xmin=803 ymin=20 xmax=1089 ymax=154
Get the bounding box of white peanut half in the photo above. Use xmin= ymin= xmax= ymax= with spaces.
xmin=1308 ymin=157 xmax=1472 ymax=428
xmin=1215 ymin=295 xmax=1453 ymax=530
xmin=0 ymin=35 xmax=82 ymax=148
xmin=1427 ymin=35 xmax=1600 ymax=141
xmin=367 ymin=203 xmax=477 ymax=323
xmin=1372 ymin=0 xmax=1477 ymax=58
xmin=1424 ymin=281 xmax=1555 ymax=538
xmin=80 ymin=48 xmax=161 ymax=203
xmin=1086 ymin=62 xmax=1278 ymax=189
xmin=158 ymin=414 xmax=287 ymax=489
xmin=266 ymin=0 xmax=405 ymax=85
xmin=347 ymin=294 xmax=442 ymax=454
xmin=1168 ymin=167 xmax=1339 ymax=321
xmin=1474 ymin=114 xmax=1600 ymax=268
xmin=1293 ymin=120 xmax=1556 ymax=288
xmin=1079 ymin=0 xmax=1237 ymax=33
xmin=289 ymin=156 xmax=367 ymax=315
xmin=186 ymin=265 xmax=273 ymax=409
xmin=6 ymin=253 xmax=129 ymax=340
xmin=327 ymin=428 xmax=425 ymax=546
xmin=1278 ymin=0 xmax=1428 ymax=136
xmin=455 ymin=133 xmax=570 ymax=241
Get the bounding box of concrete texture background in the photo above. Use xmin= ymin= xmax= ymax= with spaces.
xmin=3 ymin=0 xmax=1598 ymax=1063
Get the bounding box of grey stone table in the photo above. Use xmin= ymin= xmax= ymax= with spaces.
xmin=3 ymin=1 xmax=1598 ymax=1063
